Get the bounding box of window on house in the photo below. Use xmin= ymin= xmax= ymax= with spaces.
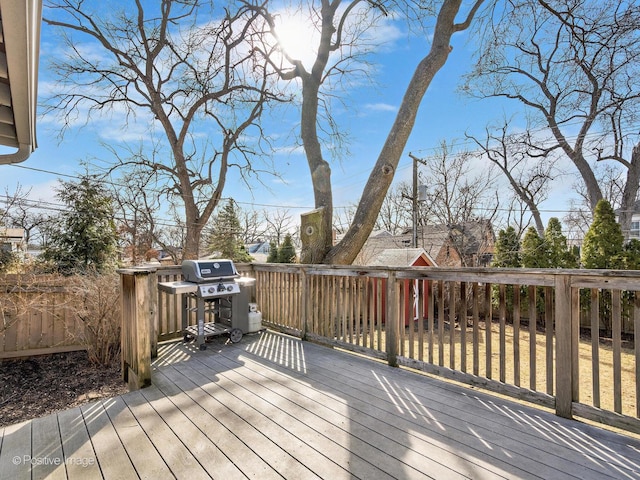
xmin=631 ymin=221 xmax=640 ymax=238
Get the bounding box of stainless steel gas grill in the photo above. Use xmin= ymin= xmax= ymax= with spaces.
xmin=158 ymin=259 xmax=245 ymax=350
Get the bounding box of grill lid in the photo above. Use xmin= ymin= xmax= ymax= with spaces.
xmin=182 ymin=259 xmax=239 ymax=283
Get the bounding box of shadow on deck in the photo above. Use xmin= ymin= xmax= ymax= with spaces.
xmin=2 ymin=330 xmax=640 ymax=479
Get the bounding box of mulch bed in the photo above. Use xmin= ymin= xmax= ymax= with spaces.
xmin=0 ymin=351 xmax=129 ymax=428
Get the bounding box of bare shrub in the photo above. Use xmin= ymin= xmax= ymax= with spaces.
xmin=68 ymin=274 xmax=121 ymax=367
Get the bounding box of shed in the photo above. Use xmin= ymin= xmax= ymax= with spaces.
xmin=369 ymin=248 xmax=434 ymax=327
xmin=368 ymin=248 xmax=435 ymax=268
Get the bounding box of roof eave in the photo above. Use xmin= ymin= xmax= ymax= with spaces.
xmin=0 ymin=0 xmax=41 ymax=165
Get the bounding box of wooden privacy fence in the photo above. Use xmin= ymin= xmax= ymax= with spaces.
xmin=0 ymin=274 xmax=86 ymax=359
xmin=121 ymin=263 xmax=640 ymax=434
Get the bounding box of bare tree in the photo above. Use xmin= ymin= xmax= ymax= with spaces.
xmin=466 ymin=118 xmax=557 ymax=236
xmin=263 ymin=208 xmax=296 ymax=245
xmin=375 ymin=181 xmax=412 ymax=235
xmin=238 ymin=207 xmax=267 ymax=244
xmin=254 ymin=0 xmax=485 ymax=264
xmin=1 ymin=186 xmax=29 ymax=227
xmin=43 ymin=0 xmax=287 ymax=259
xmin=1 ymin=186 xmax=50 ymax=248
xmin=109 ymin=165 xmax=163 ymax=265
xmin=155 ymin=205 xmax=187 ymax=264
xmin=563 ymin=199 xmax=593 ymax=247
xmin=417 ymin=141 xmax=499 ymax=227
xmin=564 ymin=160 xmax=634 ymax=242
xmin=333 ymin=204 xmax=356 ymax=236
xmin=503 ymin=195 xmax=535 ymax=239
xmin=465 ymin=0 xmax=640 ymax=238
xmin=202 ymin=200 xmax=269 ymax=248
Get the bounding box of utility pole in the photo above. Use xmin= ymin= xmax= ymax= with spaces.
xmin=408 ymin=153 xmax=426 ymax=248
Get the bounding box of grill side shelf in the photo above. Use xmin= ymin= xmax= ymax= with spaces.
xmin=158 ymin=281 xmax=198 ymax=295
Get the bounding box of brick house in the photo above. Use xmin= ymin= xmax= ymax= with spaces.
xmin=354 ymin=220 xmax=495 ymax=268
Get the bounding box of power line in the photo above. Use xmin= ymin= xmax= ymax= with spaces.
xmin=6 ymin=121 xmax=637 ymax=218
xmin=6 ymin=163 xmax=320 ymax=211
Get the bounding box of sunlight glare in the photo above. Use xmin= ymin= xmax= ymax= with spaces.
xmin=273 ymin=11 xmax=318 ymax=68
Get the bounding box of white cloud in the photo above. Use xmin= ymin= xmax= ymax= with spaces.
xmin=25 ymin=179 xmax=60 ymax=206
xmin=365 ymin=103 xmax=397 ymax=112
xmin=361 ymin=16 xmax=405 ymax=52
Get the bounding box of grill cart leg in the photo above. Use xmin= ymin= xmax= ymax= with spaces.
xmin=196 ymin=296 xmax=206 ymax=350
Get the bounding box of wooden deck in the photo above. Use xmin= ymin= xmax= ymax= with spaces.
xmin=2 ymin=330 xmax=640 ymax=479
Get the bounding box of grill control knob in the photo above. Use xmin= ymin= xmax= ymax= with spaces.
xmin=208 ymin=286 xmax=216 ymax=294
xmin=227 ymin=285 xmax=234 ymax=292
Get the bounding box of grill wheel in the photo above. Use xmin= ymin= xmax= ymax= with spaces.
xmin=229 ymin=328 xmax=243 ymax=343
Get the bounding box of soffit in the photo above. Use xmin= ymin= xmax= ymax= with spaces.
xmin=0 ymin=0 xmax=41 ymax=164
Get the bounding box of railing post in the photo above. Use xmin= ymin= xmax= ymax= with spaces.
xmin=148 ymin=268 xmax=158 ymax=359
xmin=300 ymin=268 xmax=308 ymax=339
xmin=387 ymin=271 xmax=399 ymax=367
xmin=555 ymin=273 xmax=575 ymax=419
xmin=119 ymin=266 xmax=156 ymax=390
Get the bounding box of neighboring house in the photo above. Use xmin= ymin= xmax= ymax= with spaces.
xmin=247 ymin=241 xmax=270 ymax=263
xmin=616 ymin=201 xmax=640 ymax=239
xmin=350 ymin=230 xmax=398 ymax=265
xmin=354 ymin=220 xmax=495 ymax=268
xmin=428 ymin=221 xmax=495 ymax=267
xmin=155 ymin=248 xmax=181 ymax=265
xmin=0 ymin=227 xmax=25 ymax=254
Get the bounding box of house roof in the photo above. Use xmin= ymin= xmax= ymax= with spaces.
xmin=0 ymin=0 xmax=41 ymax=164
xmin=368 ymin=248 xmax=435 ymax=267
xmin=354 ymin=220 xmax=495 ymax=267
xmin=400 ymin=221 xmax=495 ymax=257
xmin=0 ymin=227 xmax=25 ymax=241
xmin=615 ymin=200 xmax=640 ymax=215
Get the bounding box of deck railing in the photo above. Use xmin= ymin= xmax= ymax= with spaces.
xmin=120 ymin=263 xmax=640 ymax=434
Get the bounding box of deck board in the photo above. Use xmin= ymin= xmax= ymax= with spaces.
xmin=56 ymin=407 xmax=101 ymax=480
xmin=122 ymin=389 xmax=211 ymax=479
xmin=193 ymin=355 xmax=397 ymax=479
xmin=0 ymin=420 xmax=31 ymax=480
xmin=285 ymin=345 xmax=620 ymax=479
xmin=198 ymin=348 xmax=478 ymax=479
xmin=1 ymin=330 xmax=640 ymax=479
xmin=79 ymin=402 xmax=138 ymax=479
xmin=31 ymin=414 xmax=66 ymax=480
xmin=158 ymin=363 xmax=320 ymax=479
xmin=137 ymin=382 xmax=247 ymax=479
xmin=102 ymin=394 xmax=174 ymax=479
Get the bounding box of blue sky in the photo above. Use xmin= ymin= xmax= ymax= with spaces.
xmin=1 ymin=2 xmax=577 ymax=233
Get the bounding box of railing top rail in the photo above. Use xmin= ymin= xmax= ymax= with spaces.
xmin=117 ymin=266 xmax=159 ymax=275
xmin=140 ymin=263 xmax=640 ymax=289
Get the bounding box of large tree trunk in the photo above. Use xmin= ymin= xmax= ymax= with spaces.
xmin=618 ymin=143 xmax=640 ymax=241
xmin=297 ymin=1 xmax=338 ymax=264
xmin=299 ymin=66 xmax=333 ymax=263
xmin=323 ymin=0 xmax=482 ymax=264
